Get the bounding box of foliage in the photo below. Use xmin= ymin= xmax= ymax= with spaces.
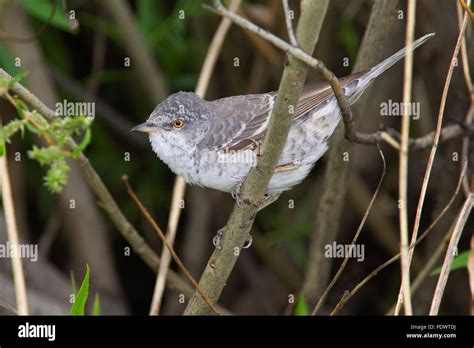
xmin=69 ymin=265 xmax=101 ymax=316
xmin=0 ymin=72 xmax=92 ymax=193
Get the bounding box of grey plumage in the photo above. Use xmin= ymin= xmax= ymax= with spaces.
xmin=133 ymin=33 xmax=434 ymax=196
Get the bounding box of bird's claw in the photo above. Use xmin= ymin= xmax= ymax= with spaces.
xmin=212 ymin=227 xmax=253 ymax=250
xmin=231 ymin=181 xmax=244 ymax=207
xmin=212 ymin=227 xmax=225 ymax=250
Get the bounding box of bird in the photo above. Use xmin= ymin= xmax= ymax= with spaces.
xmin=132 ymin=33 xmax=434 ymax=247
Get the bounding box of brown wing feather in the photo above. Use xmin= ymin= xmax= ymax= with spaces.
xmin=200 ymin=71 xmax=367 ymax=152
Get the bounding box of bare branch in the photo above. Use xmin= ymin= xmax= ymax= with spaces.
xmin=429 ymin=191 xmax=473 ymax=315
xmin=0 ymin=126 xmax=29 ymax=314
xmin=122 ymin=177 xmax=220 ymax=315
xmin=282 ymin=0 xmax=298 ymax=46
xmin=396 ymin=0 xmax=417 ymax=316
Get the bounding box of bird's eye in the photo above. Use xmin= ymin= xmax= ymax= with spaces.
xmin=172 ymin=118 xmax=185 ymax=129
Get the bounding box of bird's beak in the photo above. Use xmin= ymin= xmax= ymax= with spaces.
xmin=131 ymin=122 xmax=159 ymax=133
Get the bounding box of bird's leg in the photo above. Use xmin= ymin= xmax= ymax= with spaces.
xmin=213 ymin=193 xmax=280 ymax=249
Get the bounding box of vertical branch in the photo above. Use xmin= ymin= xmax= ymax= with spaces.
xmin=0 ymin=128 xmax=29 ymax=315
xmin=396 ymin=0 xmax=416 ymax=316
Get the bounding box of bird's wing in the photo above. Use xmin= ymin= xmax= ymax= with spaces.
xmin=200 ymin=73 xmax=366 ymax=152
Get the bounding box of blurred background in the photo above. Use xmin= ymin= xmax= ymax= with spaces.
xmin=0 ymin=0 xmax=472 ymax=315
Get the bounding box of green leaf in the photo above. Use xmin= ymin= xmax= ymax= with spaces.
xmin=16 ymin=0 xmax=75 ymax=32
xmin=70 ymin=264 xmax=90 ymax=316
xmin=0 ymin=142 xmax=5 ymax=157
xmin=92 ymin=294 xmax=101 ymax=316
xmin=431 ymin=250 xmax=469 ymax=276
xmin=9 ymin=71 xmax=29 ymax=87
xmin=294 ymin=295 xmax=309 ymax=316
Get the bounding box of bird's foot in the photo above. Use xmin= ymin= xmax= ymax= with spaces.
xmin=212 ymin=227 xmax=253 ymax=250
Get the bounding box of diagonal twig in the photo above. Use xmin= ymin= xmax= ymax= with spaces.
xmin=282 ymin=0 xmax=298 ymax=46
xmin=122 ymin=176 xmax=220 ymax=315
xmin=311 ymin=144 xmax=386 ymax=315
xmin=429 ymin=188 xmax=473 ymax=315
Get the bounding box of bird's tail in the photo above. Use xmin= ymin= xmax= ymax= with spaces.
xmin=346 ymin=33 xmax=435 ymax=103
xmin=367 ymin=32 xmax=435 ymax=79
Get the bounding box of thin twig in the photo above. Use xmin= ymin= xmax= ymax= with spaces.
xmin=397 ymin=0 xmax=470 ymax=315
xmin=396 ymin=0 xmax=416 ymax=316
xmin=311 ymin=144 xmax=386 ymax=315
xmin=429 ymin=191 xmax=473 ymax=315
xmin=386 ymin=221 xmax=456 ymax=314
xmin=122 ymin=176 xmax=220 ymax=315
xmin=457 ymin=0 xmax=474 ymax=196
xmin=331 ymin=161 xmax=467 ymax=315
xmin=282 ymin=0 xmax=298 ymax=46
xmin=0 ymin=117 xmax=29 ymax=315
xmin=149 ymin=178 xmax=184 ymax=315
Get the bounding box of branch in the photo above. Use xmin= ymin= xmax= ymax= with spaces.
xmin=184 ymin=0 xmax=329 ymax=315
xmin=429 ymin=190 xmax=473 ymax=315
xmin=396 ymin=0 xmax=417 ymax=316
xmin=282 ymin=0 xmax=297 ymax=47
xmin=123 ymin=177 xmax=220 ymax=315
xmin=0 ymin=125 xmax=29 ymax=314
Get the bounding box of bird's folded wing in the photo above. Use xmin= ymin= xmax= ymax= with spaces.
xmin=200 ymin=74 xmax=364 ymax=152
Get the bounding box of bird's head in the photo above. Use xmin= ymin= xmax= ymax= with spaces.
xmin=132 ymin=91 xmax=212 ymax=145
